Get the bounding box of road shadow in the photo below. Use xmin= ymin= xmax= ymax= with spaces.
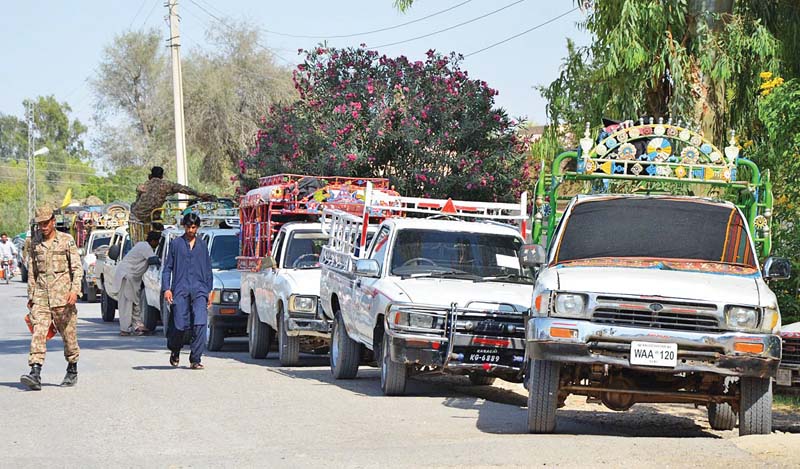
xmin=132 ymin=365 xmax=176 ymax=371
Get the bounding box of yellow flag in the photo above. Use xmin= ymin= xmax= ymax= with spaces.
xmin=61 ymin=188 xmax=73 ymax=208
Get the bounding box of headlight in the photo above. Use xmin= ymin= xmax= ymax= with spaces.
xmin=553 ymin=293 xmax=588 ymax=318
xmin=391 ymin=311 xmax=444 ymax=331
xmin=222 ymin=290 xmax=239 ymax=304
xmin=725 ymin=306 xmax=759 ymax=331
xmin=289 ymin=295 xmax=317 ymax=313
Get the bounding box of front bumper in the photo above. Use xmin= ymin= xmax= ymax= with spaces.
xmin=286 ymin=312 xmax=331 ymax=339
xmin=209 ymin=304 xmax=247 ymax=331
xmin=527 ymin=317 xmax=781 ymax=378
xmin=385 ymin=329 xmax=525 ymax=381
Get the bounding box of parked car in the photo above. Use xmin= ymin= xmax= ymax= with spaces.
xmin=777 ymin=322 xmax=800 ymax=388
xmin=241 ymin=222 xmax=335 ymax=365
xmin=80 ymin=229 xmax=113 ymax=302
xmin=320 ymin=193 xmax=532 ymax=396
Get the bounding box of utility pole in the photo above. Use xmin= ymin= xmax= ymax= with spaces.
xmin=167 ymin=0 xmax=189 ymax=191
xmin=26 ymin=102 xmax=35 ymax=223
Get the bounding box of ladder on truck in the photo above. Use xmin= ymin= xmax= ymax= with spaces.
xmin=321 ymin=182 xmax=529 ymax=268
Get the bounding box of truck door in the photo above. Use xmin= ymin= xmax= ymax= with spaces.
xmin=353 ymin=226 xmax=391 ymax=341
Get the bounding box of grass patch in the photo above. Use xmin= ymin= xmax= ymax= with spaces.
xmin=774 ymin=393 xmax=800 ymax=411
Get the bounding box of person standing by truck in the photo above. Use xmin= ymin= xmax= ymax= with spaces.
xmin=20 ymin=205 xmax=83 ymax=390
xmin=161 ymin=213 xmax=213 ymax=369
xmin=113 ymin=231 xmax=161 ymax=336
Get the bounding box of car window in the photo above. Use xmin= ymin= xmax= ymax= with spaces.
xmin=273 ymin=232 xmax=285 ymax=263
xmin=283 ymin=231 xmax=327 ymax=269
xmin=210 ymin=235 xmax=239 ymax=270
xmin=369 ymin=227 xmax=391 ymax=271
xmin=91 ymin=233 xmax=112 ymax=251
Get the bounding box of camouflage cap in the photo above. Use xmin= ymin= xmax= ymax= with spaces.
xmin=34 ymin=205 xmax=54 ymax=223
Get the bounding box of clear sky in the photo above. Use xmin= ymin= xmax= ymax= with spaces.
xmin=0 ymin=0 xmax=589 ymax=149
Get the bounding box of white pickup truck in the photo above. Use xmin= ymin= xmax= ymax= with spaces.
xmin=240 ymin=222 xmax=332 ymax=365
xmin=79 ymin=229 xmax=113 ymax=303
xmin=320 ymin=192 xmax=533 ymax=395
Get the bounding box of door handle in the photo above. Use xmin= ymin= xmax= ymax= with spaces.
xmin=355 ymin=279 xmax=362 ymax=288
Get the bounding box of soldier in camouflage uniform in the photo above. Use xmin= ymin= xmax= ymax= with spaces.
xmin=20 ymin=205 xmax=83 ymax=391
xmin=130 ymin=166 xmax=214 ymax=227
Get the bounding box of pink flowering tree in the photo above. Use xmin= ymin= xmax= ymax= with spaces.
xmin=241 ymin=46 xmax=530 ymax=201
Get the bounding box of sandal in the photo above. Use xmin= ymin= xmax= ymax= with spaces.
xmin=190 ymin=362 xmax=204 ymax=370
xmin=169 ymin=352 xmax=180 ymax=367
xmin=119 ymin=331 xmax=132 ymax=336
xmin=133 ymin=328 xmax=151 ymax=336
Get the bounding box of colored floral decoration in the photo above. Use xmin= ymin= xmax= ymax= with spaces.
xmin=646 ymin=138 xmax=672 ymax=161
xmin=754 ymin=215 xmax=768 ymax=229
xmin=674 ymin=166 xmax=687 ymax=178
xmin=618 ymin=143 xmax=636 ymax=160
xmin=681 ymin=146 xmax=700 ymax=164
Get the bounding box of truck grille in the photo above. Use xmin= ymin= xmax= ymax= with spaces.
xmin=452 ymin=311 xmax=526 ymax=339
xmin=782 ymin=338 xmax=800 ymax=365
xmin=591 ymin=296 xmax=721 ymax=333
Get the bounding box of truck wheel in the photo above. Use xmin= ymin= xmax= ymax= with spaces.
xmin=207 ymin=322 xmax=225 ymax=352
xmin=468 ymin=373 xmax=496 ymax=386
xmin=330 ymin=312 xmax=360 ymax=379
xmin=278 ymin=311 xmax=300 ymax=366
xmin=100 ymin=288 xmax=115 ymax=322
xmin=708 ymin=402 xmax=737 ymax=431
xmin=248 ymin=303 xmax=273 ymax=359
xmin=739 ymin=377 xmax=773 ymax=435
xmin=380 ymin=332 xmax=407 ymax=395
xmin=140 ymin=287 xmax=159 ymax=331
xmin=527 ymin=359 xmax=560 ymax=433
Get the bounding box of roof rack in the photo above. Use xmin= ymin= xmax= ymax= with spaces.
xmin=532 ymin=119 xmax=774 ymax=257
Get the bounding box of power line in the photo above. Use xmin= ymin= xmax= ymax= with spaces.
xmin=258 ymin=0 xmax=473 ymax=39
xmin=139 ymin=0 xmax=161 ymax=30
xmin=128 ymin=0 xmax=149 ymax=30
xmin=185 ymin=0 xmax=293 ymax=65
xmin=464 ymin=6 xmax=579 ymax=57
xmin=371 ymin=0 xmax=526 ymax=49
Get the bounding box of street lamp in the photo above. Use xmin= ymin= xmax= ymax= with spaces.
xmin=27 ymin=146 xmax=50 ymax=221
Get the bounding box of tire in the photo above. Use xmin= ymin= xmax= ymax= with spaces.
xmin=380 ymin=332 xmax=407 ymax=395
xmin=248 ymin=303 xmax=273 ymax=359
xmin=527 ymin=359 xmax=560 ymax=434
xmin=468 ymin=373 xmax=496 ymax=386
xmin=708 ymin=402 xmax=737 ymax=431
xmin=278 ymin=310 xmax=300 ymax=366
xmin=100 ymin=287 xmax=115 ymax=322
xmin=739 ymin=377 xmax=773 ymax=436
xmin=207 ymin=321 xmax=225 ymax=352
xmin=330 ymin=312 xmax=360 ymax=379
xmin=140 ymin=287 xmax=159 ymax=331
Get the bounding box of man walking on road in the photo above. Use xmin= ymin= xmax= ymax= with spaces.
xmin=21 ymin=205 xmax=83 ymax=390
xmin=162 ymin=213 xmax=212 ymax=369
xmin=112 ymin=231 xmax=160 ymax=336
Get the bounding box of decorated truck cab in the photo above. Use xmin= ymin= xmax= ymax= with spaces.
xmin=524 ymin=119 xmax=791 ymax=436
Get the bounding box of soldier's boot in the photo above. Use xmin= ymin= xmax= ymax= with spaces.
xmin=61 ymin=363 xmax=78 ymax=387
xmin=20 ymin=364 xmax=42 ymax=391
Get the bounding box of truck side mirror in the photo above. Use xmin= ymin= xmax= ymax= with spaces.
xmin=107 ymin=244 xmax=121 ymax=261
xmin=763 ymin=256 xmax=792 ymax=281
xmin=147 ymin=256 xmax=161 ymax=267
xmin=354 ymin=259 xmax=380 ymax=278
xmin=260 ymin=256 xmax=277 ymax=271
xmin=520 ymin=244 xmax=547 ymax=267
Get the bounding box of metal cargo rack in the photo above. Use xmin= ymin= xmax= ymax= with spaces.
xmin=532 ymin=120 xmax=774 ymax=258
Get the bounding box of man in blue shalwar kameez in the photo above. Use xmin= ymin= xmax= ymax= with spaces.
xmin=162 ymin=213 xmax=213 ymax=369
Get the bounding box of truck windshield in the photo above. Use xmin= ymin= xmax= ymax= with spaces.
xmin=284 ymin=232 xmax=327 ymax=269
xmin=390 ymin=229 xmax=523 ymax=278
xmin=91 ymin=233 xmax=112 ymax=251
xmin=554 ymin=198 xmax=757 ymax=268
xmin=210 ymin=235 xmax=239 ymax=270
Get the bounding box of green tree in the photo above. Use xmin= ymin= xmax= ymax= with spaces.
xmin=243 ymin=47 xmax=530 ymax=201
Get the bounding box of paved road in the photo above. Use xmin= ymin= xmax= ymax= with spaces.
xmin=1 ymin=279 xmax=799 ymax=468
